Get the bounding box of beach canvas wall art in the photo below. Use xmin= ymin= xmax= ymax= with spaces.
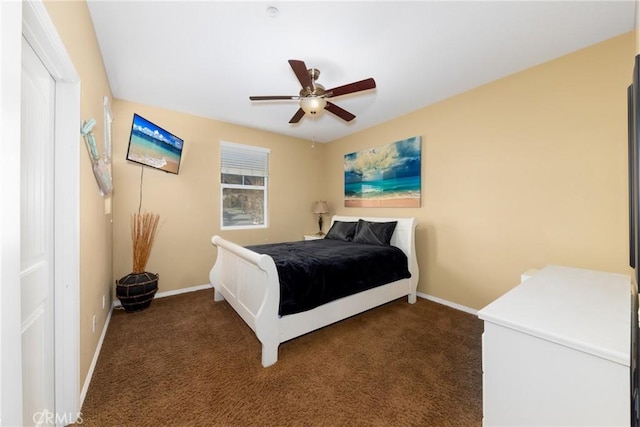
xmin=344 ymin=136 xmax=421 ymax=208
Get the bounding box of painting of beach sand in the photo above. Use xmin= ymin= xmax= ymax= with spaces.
xmin=126 ymin=114 xmax=183 ymax=174
xmin=344 ymin=136 xmax=421 ymax=208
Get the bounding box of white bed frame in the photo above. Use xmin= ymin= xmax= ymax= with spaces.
xmin=209 ymin=215 xmax=419 ymax=367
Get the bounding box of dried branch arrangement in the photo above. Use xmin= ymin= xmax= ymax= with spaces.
xmin=131 ymin=212 xmax=160 ymax=273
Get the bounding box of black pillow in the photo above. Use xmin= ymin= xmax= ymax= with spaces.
xmin=325 ymin=221 xmax=358 ymax=242
xmin=352 ymin=220 xmax=397 ymax=246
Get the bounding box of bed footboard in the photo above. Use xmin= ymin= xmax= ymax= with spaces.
xmin=209 ymin=235 xmax=281 ymax=366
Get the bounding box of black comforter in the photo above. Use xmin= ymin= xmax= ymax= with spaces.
xmin=246 ymin=239 xmax=411 ymax=316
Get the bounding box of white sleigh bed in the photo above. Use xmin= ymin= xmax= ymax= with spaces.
xmin=208 ymin=215 xmax=419 ymax=367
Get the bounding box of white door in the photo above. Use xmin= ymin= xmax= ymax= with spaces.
xmin=20 ymin=36 xmax=56 ymax=426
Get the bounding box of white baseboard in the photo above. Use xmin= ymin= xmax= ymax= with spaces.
xmin=417 ymin=291 xmax=478 ymax=316
xmin=80 ymin=305 xmax=113 ymax=407
xmin=112 ymin=283 xmax=213 ymax=308
xmin=154 ymin=283 xmax=213 ymax=299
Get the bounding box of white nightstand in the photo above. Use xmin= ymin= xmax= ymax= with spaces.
xmin=304 ymin=234 xmax=324 ymax=241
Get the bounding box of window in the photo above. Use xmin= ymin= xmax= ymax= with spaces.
xmin=220 ymin=141 xmax=269 ymax=229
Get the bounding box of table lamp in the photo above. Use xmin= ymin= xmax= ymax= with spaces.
xmin=313 ymin=201 xmax=329 ymax=235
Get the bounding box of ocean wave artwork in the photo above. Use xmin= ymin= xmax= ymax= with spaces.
xmin=344 ymin=136 xmax=421 ymax=207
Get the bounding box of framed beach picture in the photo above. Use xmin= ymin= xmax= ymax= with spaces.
xmin=344 ymin=136 xmax=421 ymax=208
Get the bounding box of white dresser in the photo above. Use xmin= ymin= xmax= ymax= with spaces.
xmin=478 ymin=265 xmax=634 ymax=426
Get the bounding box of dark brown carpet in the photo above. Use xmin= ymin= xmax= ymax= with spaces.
xmin=79 ymin=289 xmax=483 ymax=426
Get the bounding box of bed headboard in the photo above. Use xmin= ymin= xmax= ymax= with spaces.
xmin=330 ymin=216 xmax=418 ymax=282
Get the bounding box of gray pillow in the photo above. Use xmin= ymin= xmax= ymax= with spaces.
xmin=325 ymin=221 xmax=358 ymax=242
xmin=352 ymin=220 xmax=397 ymax=246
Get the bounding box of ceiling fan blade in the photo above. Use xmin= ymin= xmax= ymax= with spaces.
xmin=325 ymin=102 xmax=356 ymax=122
xmin=288 ymin=59 xmax=312 ymax=90
xmin=289 ymin=108 xmax=306 ymax=124
xmin=326 ymin=78 xmax=376 ymax=98
xmin=250 ymin=96 xmax=298 ymax=101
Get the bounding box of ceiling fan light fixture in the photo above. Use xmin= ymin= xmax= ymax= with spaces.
xmin=250 ymin=59 xmax=375 ymax=123
xmin=300 ymin=96 xmax=326 ymax=115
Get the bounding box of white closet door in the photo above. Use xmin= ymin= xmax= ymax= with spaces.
xmin=21 ymin=36 xmax=55 ymax=427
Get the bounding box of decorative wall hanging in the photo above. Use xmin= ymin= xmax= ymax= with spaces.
xmin=103 ymin=96 xmax=113 ymax=163
xmin=344 ymin=136 xmax=421 ymax=208
xmin=81 ymin=118 xmax=113 ymax=196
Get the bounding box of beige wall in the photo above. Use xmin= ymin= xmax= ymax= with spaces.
xmin=326 ymin=32 xmax=635 ymax=309
xmin=43 ymin=1 xmax=114 ymax=388
xmin=111 ymin=101 xmax=327 ymax=292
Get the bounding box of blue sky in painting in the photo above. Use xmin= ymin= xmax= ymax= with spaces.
xmin=344 ymin=136 xmax=421 ymax=184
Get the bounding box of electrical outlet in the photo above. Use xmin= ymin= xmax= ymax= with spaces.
xmin=92 ymin=315 xmax=96 ymax=333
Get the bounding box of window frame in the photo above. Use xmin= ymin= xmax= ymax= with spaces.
xmin=220 ymin=141 xmax=269 ymax=230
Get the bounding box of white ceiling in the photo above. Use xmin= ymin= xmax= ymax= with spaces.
xmin=87 ymin=1 xmax=635 ymax=143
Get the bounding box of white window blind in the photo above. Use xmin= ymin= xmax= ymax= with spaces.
xmin=220 ymin=142 xmax=269 ymax=177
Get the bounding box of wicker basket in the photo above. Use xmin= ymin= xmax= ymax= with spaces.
xmin=116 ymin=272 xmax=158 ymax=313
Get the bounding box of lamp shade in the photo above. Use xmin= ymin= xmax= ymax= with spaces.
xmin=300 ymin=96 xmax=327 ymax=115
xmin=313 ymin=200 xmax=329 ymax=214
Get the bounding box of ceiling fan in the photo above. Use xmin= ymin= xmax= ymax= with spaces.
xmin=249 ymin=59 xmax=376 ymax=124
